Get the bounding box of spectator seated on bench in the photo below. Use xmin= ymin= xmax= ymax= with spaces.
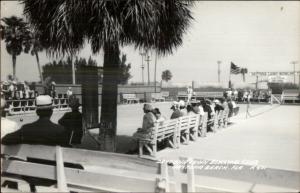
xmin=135 ymin=112 xmax=200 ymax=159
xmin=133 ymin=104 xmax=156 ymax=140
xmin=122 ymin=93 xmax=139 ymax=104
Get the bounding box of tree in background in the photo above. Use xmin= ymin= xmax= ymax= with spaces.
xmin=1 ymin=16 xmax=31 ymax=78
xmin=42 ymin=56 xmax=101 ymax=84
xmin=161 ymin=70 xmax=173 ymax=88
xmin=23 ymin=0 xmax=194 ymax=152
xmin=118 ymin=54 xmax=132 ymax=85
xmin=162 ymin=70 xmax=173 ymax=82
xmin=29 ymin=31 xmax=44 ymax=83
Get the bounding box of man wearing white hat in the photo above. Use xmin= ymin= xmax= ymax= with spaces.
xmin=1 ymin=97 xmax=19 ymax=138
xmin=2 ymin=95 xmax=68 ymax=146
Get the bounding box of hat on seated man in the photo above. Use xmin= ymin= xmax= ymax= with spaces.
xmin=2 ymin=95 xmax=68 ymax=146
xmin=36 ymin=95 xmax=53 ymax=109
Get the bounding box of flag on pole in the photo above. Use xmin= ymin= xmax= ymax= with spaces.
xmin=230 ymin=62 xmax=241 ymax=74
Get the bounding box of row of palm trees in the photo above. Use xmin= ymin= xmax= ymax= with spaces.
xmin=1 ymin=16 xmax=44 ymax=83
xmin=3 ymin=0 xmax=194 ymax=152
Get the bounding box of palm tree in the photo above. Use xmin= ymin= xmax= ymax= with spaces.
xmin=161 ymin=70 xmax=173 ymax=88
xmin=29 ymin=31 xmax=44 ymax=84
xmin=22 ymin=0 xmax=194 ymax=152
xmin=162 ymin=70 xmax=173 ymax=82
xmin=1 ymin=16 xmax=31 ymax=79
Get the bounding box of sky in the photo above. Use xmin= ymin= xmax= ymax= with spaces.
xmin=1 ymin=1 xmax=300 ymax=87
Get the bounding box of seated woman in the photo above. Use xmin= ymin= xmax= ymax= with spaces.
xmin=153 ymin=108 xmax=166 ymax=123
xmin=133 ymin=104 xmax=156 ymax=140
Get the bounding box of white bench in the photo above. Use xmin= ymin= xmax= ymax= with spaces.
xmin=1 ymin=144 xmax=161 ymax=192
xmin=162 ymin=157 xmax=300 ymax=192
xmin=281 ymin=90 xmax=300 ymax=103
xmin=198 ymin=113 xmax=208 ymax=137
xmin=177 ymin=114 xmax=199 ymax=145
xmin=137 ymin=114 xmax=200 ymax=159
xmin=138 ymin=119 xmax=179 ymax=159
xmin=151 ymin=93 xmax=165 ymax=102
xmin=122 ymin=94 xmax=139 ymax=104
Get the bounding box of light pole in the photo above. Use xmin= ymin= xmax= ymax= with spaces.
xmin=290 ymin=61 xmax=298 ymax=85
xmin=154 ymin=52 xmax=157 ymax=92
xmin=217 ymin=61 xmax=221 ymax=84
xmin=145 ymin=54 xmax=151 ymax=85
xmin=139 ymin=52 xmax=146 ymax=84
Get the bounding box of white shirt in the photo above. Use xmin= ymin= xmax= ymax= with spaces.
xmin=67 ymin=90 xmax=73 ymax=97
xmin=232 ymin=101 xmax=237 ymax=108
xmin=1 ymin=117 xmax=19 ymax=138
xmin=198 ymin=106 xmax=205 ymax=116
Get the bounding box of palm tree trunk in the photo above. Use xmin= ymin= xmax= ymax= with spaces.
xmin=81 ymin=65 xmax=99 ymax=132
xmin=12 ymin=54 xmax=16 ymax=79
xmin=100 ymin=42 xmax=120 ymax=152
xmin=35 ymin=51 xmax=44 ymax=84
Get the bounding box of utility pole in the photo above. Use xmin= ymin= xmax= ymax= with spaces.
xmin=256 ymin=74 xmax=258 ymax=90
xmin=154 ymin=52 xmax=157 ymax=92
xmin=145 ymin=54 xmax=151 ymax=85
xmin=290 ymin=61 xmax=298 ymax=84
xmin=139 ymin=52 xmax=146 ymax=84
xmin=217 ymin=61 xmax=221 ymax=84
xmin=71 ymin=56 xmax=76 ymax=85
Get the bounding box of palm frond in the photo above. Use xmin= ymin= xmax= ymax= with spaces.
xmin=22 ymin=0 xmax=194 ymax=56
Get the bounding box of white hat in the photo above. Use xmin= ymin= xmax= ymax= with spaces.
xmin=171 ymin=101 xmax=179 ymax=109
xmin=36 ymin=95 xmax=53 ymax=109
xmin=213 ymin=99 xmax=220 ymax=104
xmin=179 ymin=100 xmax=185 ymax=107
xmin=1 ymin=98 xmax=6 ymax=108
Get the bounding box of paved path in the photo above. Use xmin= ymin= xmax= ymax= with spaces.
xmin=157 ymin=105 xmax=300 ymax=192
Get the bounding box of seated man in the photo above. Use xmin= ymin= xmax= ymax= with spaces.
xmin=58 ymin=96 xmax=83 ymax=145
xmin=2 ymin=95 xmax=68 ymax=147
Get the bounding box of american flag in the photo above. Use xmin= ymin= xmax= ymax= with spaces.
xmin=230 ymin=62 xmax=241 ymax=74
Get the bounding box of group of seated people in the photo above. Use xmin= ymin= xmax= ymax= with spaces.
xmin=133 ymin=97 xmax=237 ymax=139
xmin=1 ymin=81 xmax=37 ymax=100
xmin=1 ymin=95 xmax=83 ymax=147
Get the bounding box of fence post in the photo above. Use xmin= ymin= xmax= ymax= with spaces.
xmin=187 ymin=157 xmax=195 ymax=192
xmin=56 ymin=146 xmax=68 ymax=192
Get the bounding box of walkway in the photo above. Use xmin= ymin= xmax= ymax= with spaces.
xmin=157 ymin=105 xmax=300 ymax=192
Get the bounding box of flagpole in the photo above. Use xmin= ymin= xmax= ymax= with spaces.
xmin=229 ymin=62 xmax=232 ymax=89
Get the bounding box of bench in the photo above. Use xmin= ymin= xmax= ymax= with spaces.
xmin=151 ymin=93 xmax=165 ymax=102
xmin=178 ymin=114 xmax=199 ymax=145
xmin=161 ymin=91 xmax=170 ymax=101
xmin=161 ymin=157 xmax=300 ymax=192
xmin=137 ymin=114 xmax=200 ymax=159
xmin=122 ymin=94 xmax=139 ymax=104
xmin=138 ymin=119 xmax=179 ymax=159
xmin=198 ymin=113 xmax=208 ymax=137
xmin=1 ymin=144 xmax=162 ymax=192
xmin=194 ymin=92 xmax=224 ymax=100
xmin=212 ymin=110 xmax=229 ymax=131
xmin=177 ymin=91 xmax=188 ymax=101
xmin=281 ymin=90 xmax=300 ymax=104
